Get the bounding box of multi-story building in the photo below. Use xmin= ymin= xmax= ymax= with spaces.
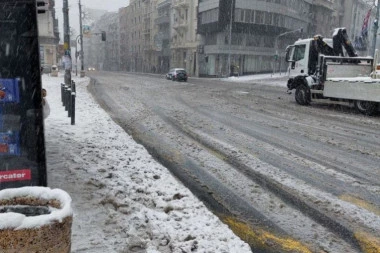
xmin=196 ymin=0 xmax=377 ymax=77
xmin=310 ymin=0 xmax=337 ymax=37
xmin=141 ymin=0 xmax=157 ymax=73
xmin=171 ymin=0 xmax=199 ymax=76
xmin=119 ymin=7 xmax=130 ymax=71
xmin=155 ymin=0 xmax=171 ymax=73
xmin=96 ymin=0 xmax=379 ymax=76
xmin=128 ymin=0 xmax=144 ymax=72
xmin=37 ymin=0 xmax=60 ymax=71
xmin=197 ymin=0 xmax=311 ymax=76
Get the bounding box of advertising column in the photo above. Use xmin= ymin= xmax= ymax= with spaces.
xmin=0 ymin=0 xmax=47 ymax=189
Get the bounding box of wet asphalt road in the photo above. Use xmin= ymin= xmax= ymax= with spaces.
xmin=87 ymin=71 xmax=380 ymax=253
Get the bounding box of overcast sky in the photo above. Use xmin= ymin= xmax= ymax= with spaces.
xmin=55 ymin=0 xmax=130 ymax=42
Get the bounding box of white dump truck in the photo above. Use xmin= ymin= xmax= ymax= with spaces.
xmin=285 ymin=28 xmax=380 ymax=115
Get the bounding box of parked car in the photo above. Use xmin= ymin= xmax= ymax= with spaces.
xmin=166 ymin=68 xmax=188 ymax=82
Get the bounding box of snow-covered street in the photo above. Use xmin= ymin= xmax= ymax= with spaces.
xmin=43 ymin=74 xmax=252 ymax=253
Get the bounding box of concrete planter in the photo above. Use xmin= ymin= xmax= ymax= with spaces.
xmin=0 ymin=187 xmax=73 ymax=253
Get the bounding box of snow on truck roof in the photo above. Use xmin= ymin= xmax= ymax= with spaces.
xmin=294 ymin=38 xmax=332 ymax=45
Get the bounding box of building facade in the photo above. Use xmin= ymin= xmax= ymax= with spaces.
xmin=119 ymin=7 xmax=130 ymax=71
xmin=171 ymin=0 xmax=199 ymax=76
xmin=38 ymin=0 xmax=60 ymax=71
xmin=155 ymin=0 xmax=171 ymax=74
xmin=86 ymin=0 xmax=379 ymax=77
xmin=197 ymin=0 xmax=312 ymax=76
xmin=128 ymin=0 xmax=145 ymax=72
xmin=196 ymin=0 xmax=377 ymax=77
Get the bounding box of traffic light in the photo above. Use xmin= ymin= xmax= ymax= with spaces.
xmin=101 ymin=31 xmax=106 ymax=41
xmin=36 ymin=0 xmax=48 ymax=14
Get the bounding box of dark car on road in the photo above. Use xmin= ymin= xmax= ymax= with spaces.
xmin=166 ymin=68 xmax=188 ymax=82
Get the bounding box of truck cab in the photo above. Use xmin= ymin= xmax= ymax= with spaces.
xmin=285 ymin=38 xmax=333 ymax=78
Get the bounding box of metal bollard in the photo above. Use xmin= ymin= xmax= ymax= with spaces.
xmin=63 ymin=86 xmax=66 ymax=108
xmin=65 ymin=87 xmax=70 ymax=111
xmin=63 ymin=86 xmax=67 ymax=108
xmin=61 ymin=83 xmax=65 ymax=105
xmin=71 ymin=81 xmax=76 ymax=93
xmin=71 ymin=92 xmax=76 ymax=125
xmin=67 ymin=88 xmax=71 ymax=117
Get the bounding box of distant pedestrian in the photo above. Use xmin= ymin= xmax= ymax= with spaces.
xmin=42 ymin=88 xmax=50 ymax=119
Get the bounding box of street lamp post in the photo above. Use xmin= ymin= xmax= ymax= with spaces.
xmin=75 ymin=35 xmax=81 ymax=76
xmin=79 ymin=0 xmax=85 ymax=77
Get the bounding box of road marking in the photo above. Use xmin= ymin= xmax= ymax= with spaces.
xmin=340 ymin=194 xmax=380 ymax=216
xmin=340 ymin=195 xmax=380 ymax=252
xmin=222 ymin=216 xmax=312 ymax=253
xmin=355 ymin=231 xmax=380 ymax=253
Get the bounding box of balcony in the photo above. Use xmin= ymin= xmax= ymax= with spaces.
xmin=155 ymin=15 xmax=170 ymax=25
xmin=172 ymin=0 xmax=189 ymax=9
xmin=172 ymin=18 xmax=188 ymax=30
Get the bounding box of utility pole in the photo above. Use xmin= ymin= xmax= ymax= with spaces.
xmin=372 ymin=0 xmax=380 ymax=57
xmin=227 ymin=0 xmax=234 ymax=77
xmin=79 ymin=0 xmax=85 ymax=77
xmin=63 ymin=0 xmax=72 ymax=87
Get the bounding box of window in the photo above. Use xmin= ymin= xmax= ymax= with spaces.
xmin=255 ymin=11 xmax=264 ymax=24
xmin=293 ymin=44 xmax=306 ymax=61
xmin=273 ymin=14 xmax=280 ymax=26
xmin=265 ymin=12 xmax=272 ymax=25
xmin=245 ymin=10 xmax=251 ymax=23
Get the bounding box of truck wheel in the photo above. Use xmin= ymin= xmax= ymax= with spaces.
xmin=354 ymin=100 xmax=378 ymax=115
xmin=295 ymin=85 xmax=311 ymax=105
